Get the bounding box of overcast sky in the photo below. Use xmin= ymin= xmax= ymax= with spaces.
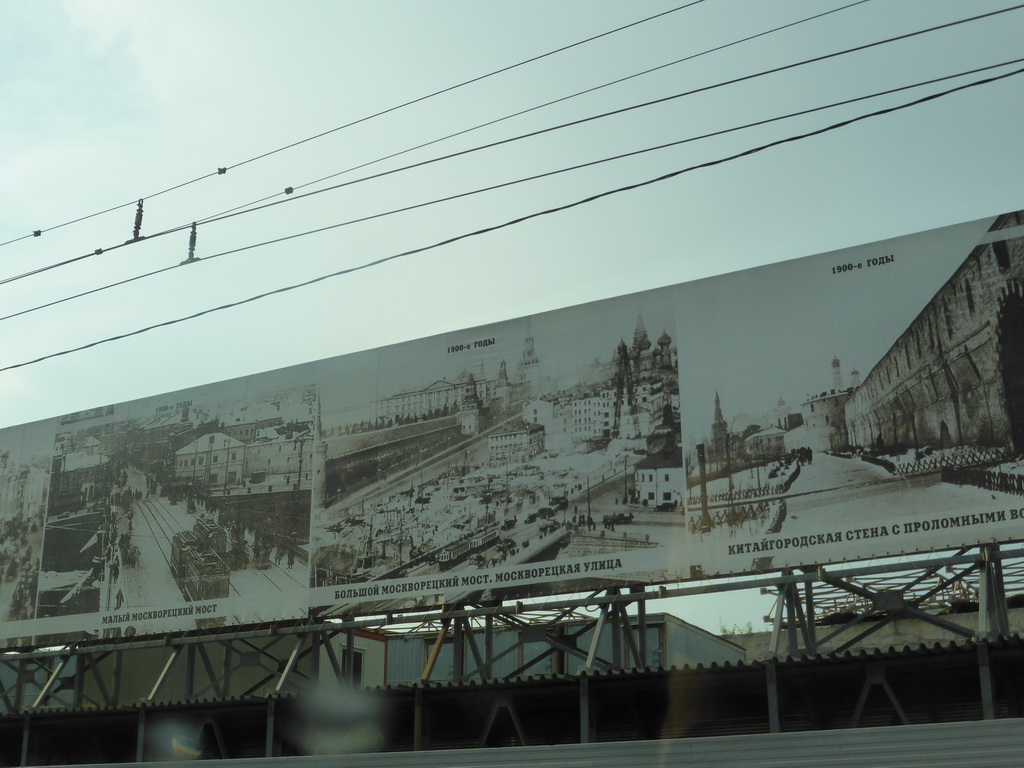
xmin=2 ymin=0 xmax=1023 ymax=630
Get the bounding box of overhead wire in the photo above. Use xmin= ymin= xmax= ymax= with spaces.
xmin=3 ymin=55 xmax=1019 ymax=328
xmin=197 ymin=0 xmax=876 ymax=223
xmin=0 ymin=1 xmax=708 ymax=250
xmin=2 ymin=62 xmax=1020 ymax=375
xmin=2 ymin=1 xmax=1019 ymax=290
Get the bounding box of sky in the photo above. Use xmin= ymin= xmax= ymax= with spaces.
xmin=2 ymin=0 xmax=1023 ymax=634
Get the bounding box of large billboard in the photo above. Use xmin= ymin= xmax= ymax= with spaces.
xmin=0 ymin=207 xmax=1022 ymax=645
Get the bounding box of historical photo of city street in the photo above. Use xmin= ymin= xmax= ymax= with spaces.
xmin=36 ymin=382 xmax=318 ymax=635
xmin=309 ymin=293 xmax=687 ymax=610
xmin=678 ymin=210 xmax=1024 ymax=578
xmin=0 ymin=425 xmax=51 ymax=634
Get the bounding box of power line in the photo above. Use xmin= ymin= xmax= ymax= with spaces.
xmin=207 ymin=0 xmax=1018 ymax=228
xmin=4 ymin=57 xmax=1017 ymax=328
xmin=2 ymin=63 xmax=1019 ymax=375
xmin=0 ymin=1 xmax=707 ymax=250
xmin=197 ymin=0 xmax=875 ymax=223
xmin=3 ymin=2 xmax=1017 ymax=290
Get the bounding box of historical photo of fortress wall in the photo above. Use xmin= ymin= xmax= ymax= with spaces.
xmin=677 ymin=210 xmax=1024 ymax=577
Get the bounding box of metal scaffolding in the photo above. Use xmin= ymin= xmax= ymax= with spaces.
xmin=2 ymin=544 xmax=1023 ymax=763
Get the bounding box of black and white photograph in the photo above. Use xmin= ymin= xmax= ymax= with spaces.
xmin=0 ymin=425 xmax=50 ymax=637
xmin=308 ymin=292 xmax=688 ymax=610
xmin=678 ymin=209 xmax=1024 ymax=577
xmin=35 ymin=379 xmax=318 ymax=637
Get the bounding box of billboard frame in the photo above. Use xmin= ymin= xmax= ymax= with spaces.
xmin=4 ymin=540 xmax=1021 ymax=720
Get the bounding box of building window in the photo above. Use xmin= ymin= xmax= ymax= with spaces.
xmin=994 ymin=240 xmax=1011 ymax=272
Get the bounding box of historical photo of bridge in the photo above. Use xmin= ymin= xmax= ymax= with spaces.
xmin=35 ymin=381 xmax=318 ymax=637
xmin=678 ymin=210 xmax=1024 ymax=578
xmin=309 ymin=293 xmax=686 ymax=610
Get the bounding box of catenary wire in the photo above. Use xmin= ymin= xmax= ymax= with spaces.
xmin=189 ymin=1 xmax=1024 ymax=230
xmin=198 ymin=0 xmax=875 ymax=222
xmin=1 ymin=63 xmax=1020 ymax=375
xmin=0 ymin=1 xmax=707 ymax=250
xmin=2 ymin=2 xmax=1017 ymax=290
xmin=1 ymin=57 xmax=1018 ymax=327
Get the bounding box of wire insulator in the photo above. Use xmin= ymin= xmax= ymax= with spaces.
xmin=131 ymin=199 xmax=145 ymax=242
xmin=182 ymin=222 xmax=200 ymax=264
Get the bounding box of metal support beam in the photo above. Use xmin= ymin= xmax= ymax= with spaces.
xmin=979 ymin=544 xmax=1009 ymax=641
xmin=265 ymin=696 xmax=277 ymax=758
xmin=461 ymin=618 xmax=487 ymax=681
xmin=19 ymin=712 xmax=30 ymax=768
xmin=28 ymin=655 xmax=69 ymax=710
xmin=309 ymin=632 xmax=321 ymax=683
xmin=322 ymin=633 xmax=343 ymax=682
xmin=112 ymin=651 xmax=124 ymax=707
xmin=802 ymin=580 xmax=817 ymax=653
xmin=635 ymin=588 xmax=648 ymax=666
xmin=611 ymin=601 xmax=643 ymax=668
xmin=345 ymin=628 xmax=356 ymax=684
xmin=783 ymin=574 xmax=799 ymax=658
xmin=1 ymin=542 xmax=1022 ymax=728
xmin=831 ymin=614 xmax=898 ymax=655
xmin=421 ymin=618 xmax=451 ymax=682
xmin=478 ymin=697 xmax=527 ymax=747
xmin=579 ymin=674 xmax=592 ymax=744
xmin=584 ymin=605 xmax=609 ymax=671
xmin=978 ymin=641 xmax=996 ymax=720
xmin=185 ymin=644 xmax=197 ymax=699
xmin=270 ymin=634 xmax=305 ymax=694
xmin=850 ymin=664 xmax=910 ymax=727
xmin=502 ymin=618 xmax=611 ymax=677
xmin=453 ymin=616 xmax=465 ymax=683
xmin=766 ymin=660 xmax=781 ymax=734
xmin=208 ymin=715 xmax=228 ymax=758
xmin=605 ymin=591 xmax=623 ymax=668
xmin=81 ymin=652 xmax=113 ymax=708
xmin=768 ymin=588 xmax=785 ymax=658
xmin=413 ymin=686 xmax=424 ymax=751
xmin=0 ymin=660 xmax=18 ymax=714
xmin=136 ymin=705 xmax=147 ymax=763
xmin=483 ymin=615 xmax=494 ymax=678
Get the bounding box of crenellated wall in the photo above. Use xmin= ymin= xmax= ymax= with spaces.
xmin=846 ymin=212 xmax=1024 ymax=453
